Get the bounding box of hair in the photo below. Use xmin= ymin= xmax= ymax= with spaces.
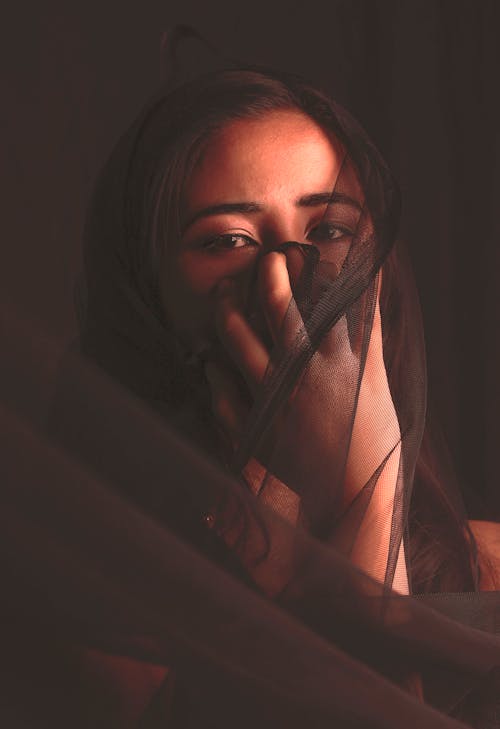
xmin=122 ymin=67 xmax=397 ymax=309
xmin=88 ymin=66 xmax=480 ymax=593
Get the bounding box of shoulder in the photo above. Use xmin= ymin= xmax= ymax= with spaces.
xmin=468 ymin=520 xmax=500 ymax=591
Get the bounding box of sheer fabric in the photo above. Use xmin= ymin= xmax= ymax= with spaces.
xmin=1 ymin=59 xmax=500 ymax=728
xmin=2 ymin=304 xmax=500 ymax=728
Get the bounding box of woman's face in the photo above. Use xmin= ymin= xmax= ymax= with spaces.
xmin=161 ymin=110 xmax=363 ymax=353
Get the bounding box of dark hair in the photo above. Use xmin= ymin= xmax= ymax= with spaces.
xmin=84 ymin=66 xmax=480 ymax=594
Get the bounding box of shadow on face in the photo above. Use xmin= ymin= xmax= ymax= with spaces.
xmin=160 ymin=109 xmax=364 ymax=354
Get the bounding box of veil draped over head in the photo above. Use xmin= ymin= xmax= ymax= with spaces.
xmin=1 ymin=33 xmax=500 ymax=729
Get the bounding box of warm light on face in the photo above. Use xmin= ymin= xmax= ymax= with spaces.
xmin=160 ymin=110 xmax=363 ymax=350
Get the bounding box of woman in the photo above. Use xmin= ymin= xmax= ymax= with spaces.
xmin=62 ymin=65 xmax=500 ymax=724
xmin=79 ymin=65 xmax=499 ymax=589
xmin=3 ymin=65 xmax=499 ymax=728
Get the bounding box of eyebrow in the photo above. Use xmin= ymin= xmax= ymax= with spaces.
xmin=182 ymin=192 xmax=362 ymax=232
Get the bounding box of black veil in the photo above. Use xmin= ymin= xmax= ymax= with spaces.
xmin=1 ymin=52 xmax=500 ymax=729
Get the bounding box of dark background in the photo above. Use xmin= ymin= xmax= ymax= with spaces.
xmin=3 ymin=0 xmax=499 ymax=517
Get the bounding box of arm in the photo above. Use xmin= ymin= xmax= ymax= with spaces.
xmin=208 ymin=254 xmax=408 ymax=594
xmin=469 ymin=520 xmax=500 ymax=590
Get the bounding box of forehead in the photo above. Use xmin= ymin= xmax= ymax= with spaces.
xmin=183 ymin=110 xmax=357 ymax=211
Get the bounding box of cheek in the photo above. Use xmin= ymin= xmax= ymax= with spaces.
xmin=176 ymin=251 xmax=227 ymax=295
xmin=175 ymin=249 xmax=258 ymax=294
xmin=162 ymin=249 xmax=258 ymax=344
xmin=161 ymin=254 xmax=216 ymax=341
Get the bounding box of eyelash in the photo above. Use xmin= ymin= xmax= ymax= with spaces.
xmin=202 ymin=233 xmax=257 ymax=252
xmin=308 ymin=222 xmax=353 ymax=244
xmin=202 ymin=223 xmax=353 ymax=252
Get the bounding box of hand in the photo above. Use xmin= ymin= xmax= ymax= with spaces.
xmin=206 ymin=249 xmax=407 ymax=590
xmin=208 ymin=250 xmax=399 ymax=494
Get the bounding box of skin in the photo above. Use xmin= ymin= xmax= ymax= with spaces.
xmin=162 ymin=110 xmax=359 ymax=352
xmin=161 ymin=110 xmax=408 ymax=593
xmin=469 ymin=521 xmax=500 ymax=589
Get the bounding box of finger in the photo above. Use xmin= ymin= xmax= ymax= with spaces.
xmin=363 ymin=289 xmax=386 ymax=381
xmin=258 ymin=252 xmax=307 ymax=349
xmin=362 ymin=272 xmax=383 ymax=363
xmin=321 ymin=313 xmax=354 ymax=361
xmin=258 ymin=252 xmax=292 ymax=342
xmin=205 ymin=361 xmax=248 ymax=447
xmin=322 ymin=273 xmax=382 ymax=360
xmin=283 ymin=245 xmax=306 ymax=289
xmin=215 ymin=279 xmax=269 ymax=391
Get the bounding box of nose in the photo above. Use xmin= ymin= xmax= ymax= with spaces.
xmin=236 ymin=216 xmax=317 ymax=317
xmin=241 ymin=241 xmax=319 ymax=334
xmin=260 ymin=218 xmax=304 ymax=252
xmin=257 ymin=213 xmax=318 ymax=290
xmin=272 ymin=241 xmax=319 ymax=292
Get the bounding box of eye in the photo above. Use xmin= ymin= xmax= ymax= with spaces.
xmin=203 ymin=233 xmax=258 ymax=252
xmin=307 ymin=222 xmax=353 ymax=244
